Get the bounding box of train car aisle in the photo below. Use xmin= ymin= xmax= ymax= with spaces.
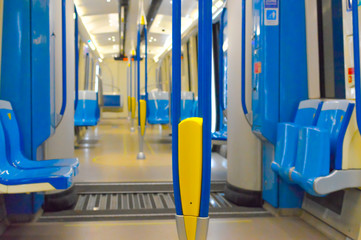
xmin=0 ymin=217 xmax=328 ymax=240
xmin=74 ymin=118 xmax=227 ymax=182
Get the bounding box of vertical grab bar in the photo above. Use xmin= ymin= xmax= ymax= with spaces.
xmin=60 ymin=0 xmax=67 ymax=117
xmin=219 ymin=8 xmax=227 ymax=112
xmin=241 ymin=0 xmax=252 ymax=126
xmin=172 ymin=0 xmax=182 ymax=216
xmin=145 ymin=26 xmax=148 ymax=106
xmin=198 ymin=0 xmax=212 ymax=219
xmin=74 ymin=6 xmax=79 ymax=111
xmin=352 ymin=0 xmax=361 ymax=135
xmin=137 ymin=26 xmax=141 ymax=125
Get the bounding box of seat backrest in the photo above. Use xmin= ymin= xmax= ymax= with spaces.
xmin=103 ymin=94 xmax=121 ymax=107
xmin=181 ymin=92 xmax=195 ymax=120
xmin=0 ymin=100 xmax=23 ymax=162
xmin=148 ymin=91 xmax=169 ymax=123
xmin=316 ymin=100 xmax=354 ymax=170
xmin=75 ymin=91 xmax=98 ymax=121
xmin=294 ymin=99 xmax=323 ymax=125
xmin=193 ymin=97 xmax=198 ymax=117
xmin=0 ymin=115 xmax=12 ymax=171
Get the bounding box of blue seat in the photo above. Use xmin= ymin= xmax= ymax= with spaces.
xmin=272 ymin=100 xmax=323 ymax=183
xmin=75 ymin=91 xmax=99 ymax=126
xmin=290 ymin=100 xmax=354 ymax=196
xmin=193 ymin=98 xmax=198 ymax=117
xmin=0 ymin=101 xmax=79 ymax=175
xmin=103 ymin=94 xmax=122 ymax=108
xmin=212 ymin=131 xmax=227 ymax=141
xmin=0 ymin=121 xmax=73 ymax=193
xmin=181 ymin=92 xmax=195 ymax=120
xmin=147 ymin=91 xmax=170 ymax=125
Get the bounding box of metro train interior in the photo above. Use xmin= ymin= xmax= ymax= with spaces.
xmin=0 ymin=0 xmax=359 ymax=239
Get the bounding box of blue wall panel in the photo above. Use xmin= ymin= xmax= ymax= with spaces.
xmin=252 ymin=0 xmax=307 ymax=208
xmin=1 ymin=0 xmax=32 ymax=159
xmin=0 ymin=0 xmax=52 ymax=216
xmin=279 ymin=0 xmax=308 ymax=122
xmin=31 ymin=0 xmax=52 ymax=159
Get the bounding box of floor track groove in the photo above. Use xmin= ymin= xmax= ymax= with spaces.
xmin=39 ymin=182 xmax=270 ymax=222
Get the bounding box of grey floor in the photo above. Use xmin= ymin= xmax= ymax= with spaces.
xmin=1 ymin=218 xmax=329 ymax=240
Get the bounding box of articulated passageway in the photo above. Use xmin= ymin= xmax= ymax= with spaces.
xmin=74 ymin=118 xmax=227 ymax=182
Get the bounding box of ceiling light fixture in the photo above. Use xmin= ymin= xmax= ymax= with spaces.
xmin=87 ymin=40 xmax=96 ymax=51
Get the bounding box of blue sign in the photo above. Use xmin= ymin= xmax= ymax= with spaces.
xmin=265 ymin=0 xmax=278 ymax=8
xmin=266 ymin=10 xmax=277 ymax=21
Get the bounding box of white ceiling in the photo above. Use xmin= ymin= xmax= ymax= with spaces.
xmin=75 ymin=0 xmax=224 ymax=60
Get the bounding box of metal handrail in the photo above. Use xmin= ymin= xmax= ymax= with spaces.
xmin=352 ymin=0 xmax=361 ymax=135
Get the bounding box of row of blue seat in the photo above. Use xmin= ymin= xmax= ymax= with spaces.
xmin=74 ymin=90 xmax=100 ymax=127
xmin=147 ymin=91 xmax=198 ymax=125
xmin=0 ymin=100 xmax=79 ymax=193
xmin=272 ymin=99 xmax=355 ymax=196
xmin=147 ymin=90 xmax=228 ymax=141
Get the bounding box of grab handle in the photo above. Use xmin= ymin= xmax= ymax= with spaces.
xmin=74 ymin=6 xmax=79 ymax=110
xmin=352 ymin=0 xmax=361 ymax=135
xmin=56 ymin=0 xmax=67 ymax=128
xmin=241 ymin=0 xmax=252 ymax=126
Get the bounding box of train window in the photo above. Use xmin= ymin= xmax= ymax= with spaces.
xmin=188 ymin=35 xmax=198 ymax=95
xmin=317 ymin=0 xmax=346 ymax=99
xmin=213 ymin=22 xmax=221 ymax=131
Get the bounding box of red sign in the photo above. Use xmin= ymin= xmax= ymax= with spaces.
xmin=254 ymin=62 xmax=262 ymax=74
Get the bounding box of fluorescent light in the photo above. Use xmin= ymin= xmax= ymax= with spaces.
xmin=107 ymin=0 xmax=111 ymax=2
xmin=215 ymin=0 xmax=223 ymax=8
xmin=212 ymin=6 xmax=217 ymax=14
xmin=87 ymin=40 xmax=95 ymax=50
xmin=98 ymin=58 xmax=103 ymax=63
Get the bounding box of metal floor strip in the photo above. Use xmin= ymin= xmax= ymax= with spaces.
xmin=39 ymin=182 xmax=271 ymax=222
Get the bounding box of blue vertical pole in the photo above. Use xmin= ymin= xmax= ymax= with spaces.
xmin=134 ymin=56 xmax=137 ymax=101
xmin=137 ymin=27 xmax=141 ymax=125
xmin=199 ymin=0 xmax=212 ymax=217
xmin=241 ymin=0 xmax=248 ymax=116
xmin=219 ymin=8 xmax=226 ymax=112
xmin=60 ymin=0 xmax=67 ymax=116
xmin=130 ymin=59 xmax=133 ymax=98
xmin=172 ymin=0 xmax=182 ymax=215
xmin=74 ymin=6 xmax=79 ymax=110
xmin=145 ymin=26 xmax=148 ymax=103
xmin=352 ymin=0 xmax=361 ymax=134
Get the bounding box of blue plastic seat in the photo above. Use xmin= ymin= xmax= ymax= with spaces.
xmin=212 ymin=131 xmax=227 ymax=141
xmin=181 ymin=92 xmax=195 ymax=120
xmin=75 ymin=91 xmax=99 ymax=126
xmin=0 ymin=101 xmax=79 ymax=175
xmin=147 ymin=91 xmax=170 ymax=125
xmin=193 ymin=98 xmax=198 ymax=117
xmin=0 ymin=121 xmax=73 ymax=193
xmin=103 ymin=94 xmax=122 ymax=108
xmin=272 ymin=99 xmax=323 ymax=182
xmin=290 ymin=100 xmax=354 ymax=196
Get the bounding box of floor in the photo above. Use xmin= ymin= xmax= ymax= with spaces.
xmin=0 ymin=117 xmax=329 ymax=239
xmin=74 ymin=118 xmax=227 ymax=182
xmin=1 ymin=218 xmax=328 ymax=240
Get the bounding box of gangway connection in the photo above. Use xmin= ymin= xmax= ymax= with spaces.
xmin=38 ymin=182 xmax=270 ymax=222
